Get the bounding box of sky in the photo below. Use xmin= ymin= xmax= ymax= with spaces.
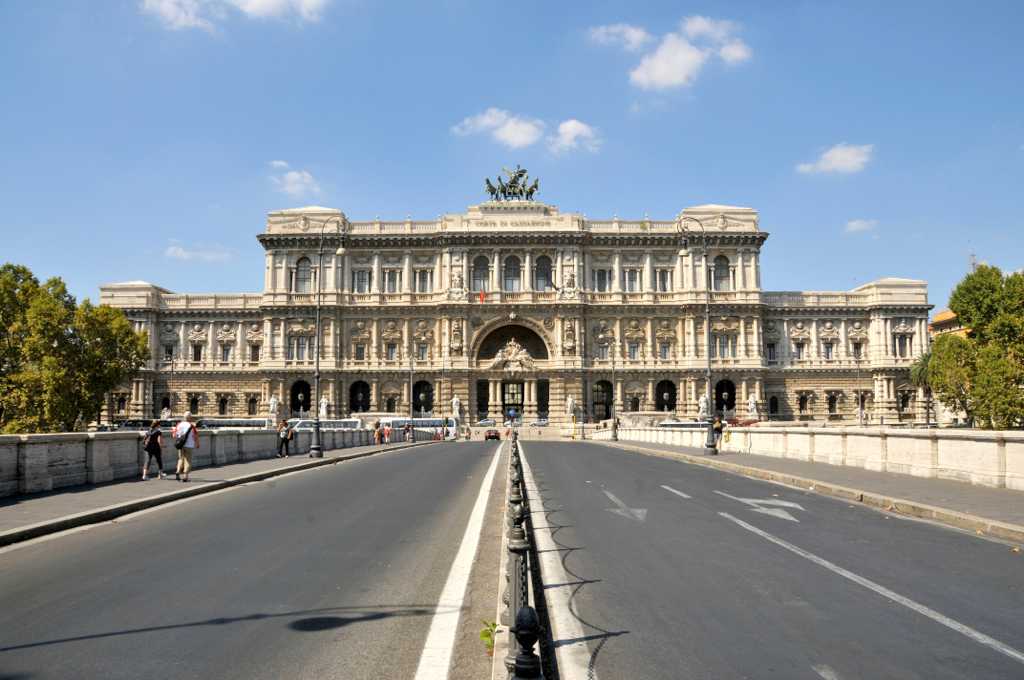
xmin=1 ymin=0 xmax=1021 ymax=315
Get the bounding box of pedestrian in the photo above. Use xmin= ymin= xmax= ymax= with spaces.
xmin=404 ymin=422 xmax=413 ymax=442
xmin=383 ymin=424 xmax=392 ymax=444
xmin=373 ymin=422 xmax=381 ymax=445
xmin=173 ymin=412 xmax=199 ymax=482
xmin=276 ymin=419 xmax=292 ymax=458
xmin=141 ymin=419 xmax=165 ymax=480
xmin=712 ymin=416 xmax=723 ymax=454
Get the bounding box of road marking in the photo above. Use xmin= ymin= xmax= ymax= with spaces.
xmin=520 ymin=444 xmax=597 ymax=680
xmin=813 ymin=664 xmax=842 ymax=680
xmin=660 ymin=484 xmax=691 ymax=499
xmin=602 ymin=489 xmax=647 ymax=522
xmin=719 ymin=511 xmax=1024 ymax=667
xmin=412 ymin=443 xmax=501 ymax=680
xmin=715 ymin=490 xmax=804 ymax=522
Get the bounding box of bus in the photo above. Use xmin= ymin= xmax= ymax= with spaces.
xmin=286 ymin=418 xmax=364 ymax=431
xmin=376 ymin=416 xmax=459 ymax=439
xmin=194 ymin=418 xmax=273 ymax=430
xmin=655 ymin=420 xmax=712 ymax=430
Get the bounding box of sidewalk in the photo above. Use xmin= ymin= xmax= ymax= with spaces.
xmin=600 ymin=439 xmax=1024 ymax=544
xmin=0 ymin=440 xmax=432 ymax=547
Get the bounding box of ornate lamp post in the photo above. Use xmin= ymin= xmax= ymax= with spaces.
xmin=610 ymin=330 xmax=618 ymax=441
xmin=309 ymin=216 xmax=344 ymax=459
xmin=679 ymin=215 xmax=717 ymax=451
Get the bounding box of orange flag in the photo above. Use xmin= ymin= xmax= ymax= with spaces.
xmin=479 ymin=290 xmax=485 ymax=303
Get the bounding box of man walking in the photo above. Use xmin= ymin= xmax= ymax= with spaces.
xmin=173 ymin=412 xmax=199 ymax=482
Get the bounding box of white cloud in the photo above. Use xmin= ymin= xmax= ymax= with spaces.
xmin=845 ymin=219 xmax=878 ymax=234
xmin=630 ymin=34 xmax=708 ymax=90
xmin=719 ymin=39 xmax=752 ymax=64
xmin=588 ymin=24 xmax=653 ymax=51
xmin=271 ymin=167 xmax=321 ymax=197
xmin=549 ymin=119 xmax=601 ymax=153
xmin=269 ymin=159 xmax=290 ymax=168
xmin=164 ymin=241 xmax=233 ymax=262
xmin=140 ymin=0 xmax=328 ymax=31
xmin=451 ymin=108 xmax=545 ymax=149
xmin=797 ymin=143 xmax=874 ymax=174
xmin=683 ymin=16 xmax=737 ymax=42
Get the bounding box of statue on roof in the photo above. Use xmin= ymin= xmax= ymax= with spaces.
xmin=484 ymin=165 xmax=539 ymax=202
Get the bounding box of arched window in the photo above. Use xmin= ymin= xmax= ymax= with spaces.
xmin=350 ymin=381 xmax=371 ymax=413
xmin=769 ymin=396 xmax=779 ymax=415
xmin=116 ymin=396 xmax=127 ymax=414
xmin=534 ymin=256 xmax=553 ymax=291
xmin=503 ymin=256 xmax=521 ymax=292
xmin=247 ymin=397 xmax=258 ymax=416
xmin=218 ymin=397 xmax=229 ymax=416
xmin=160 ymin=396 xmax=171 ymax=411
xmin=471 ymin=256 xmax=490 ymax=292
xmin=189 ymin=396 xmax=200 ymax=414
xmin=385 ymin=396 xmax=397 ymax=413
xmin=827 ymin=394 xmax=838 ymax=415
xmin=798 ymin=394 xmax=809 ymax=414
xmin=295 ymin=257 xmax=312 ymax=293
xmin=713 ymin=255 xmax=731 ymax=292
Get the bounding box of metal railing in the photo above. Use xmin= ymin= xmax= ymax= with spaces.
xmin=502 ymin=431 xmax=544 ymax=679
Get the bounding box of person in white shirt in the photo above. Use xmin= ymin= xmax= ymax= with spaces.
xmin=173 ymin=412 xmax=200 ymax=482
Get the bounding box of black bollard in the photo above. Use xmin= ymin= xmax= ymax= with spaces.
xmin=511 ymin=606 xmax=543 ymax=679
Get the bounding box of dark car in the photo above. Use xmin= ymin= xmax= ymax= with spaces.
xmin=484 ymin=429 xmax=501 ymax=441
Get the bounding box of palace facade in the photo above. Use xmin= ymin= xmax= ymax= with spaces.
xmin=101 ymin=199 xmax=932 ymax=426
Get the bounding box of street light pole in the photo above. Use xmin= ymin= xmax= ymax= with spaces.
xmin=680 ymin=215 xmax=717 ymax=451
xmin=610 ymin=332 xmax=618 ymax=441
xmin=309 ymin=217 xmax=342 ymax=458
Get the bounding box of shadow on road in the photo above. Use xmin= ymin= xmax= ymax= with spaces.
xmin=0 ymin=604 xmax=452 ymax=653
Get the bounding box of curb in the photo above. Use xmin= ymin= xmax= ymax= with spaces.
xmin=600 ymin=440 xmax=1024 ymax=545
xmin=0 ymin=441 xmax=436 ymax=548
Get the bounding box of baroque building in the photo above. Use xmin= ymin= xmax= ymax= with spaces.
xmin=101 ymin=194 xmax=932 ymax=426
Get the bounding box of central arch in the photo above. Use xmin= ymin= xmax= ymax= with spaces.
xmin=474 ymin=324 xmax=550 ymax=361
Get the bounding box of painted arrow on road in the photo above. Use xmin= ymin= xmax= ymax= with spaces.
xmin=714 ymin=490 xmax=805 ymax=522
xmin=603 ymin=489 xmax=647 ymax=522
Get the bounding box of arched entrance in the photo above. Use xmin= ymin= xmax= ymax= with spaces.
xmin=714 ymin=379 xmax=735 ymax=414
xmin=291 ymin=380 xmax=311 ymax=416
xmin=476 ymin=324 xmax=550 ymax=361
xmin=592 ymin=380 xmax=613 ymax=421
xmin=349 ymin=381 xmax=370 ymax=413
xmin=655 ymin=380 xmax=676 ymax=413
xmin=413 ymin=380 xmax=433 ymax=417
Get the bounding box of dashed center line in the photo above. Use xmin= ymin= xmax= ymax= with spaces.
xmin=660 ymin=484 xmax=691 ymax=499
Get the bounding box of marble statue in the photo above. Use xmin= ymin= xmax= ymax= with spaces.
xmin=747 ymin=393 xmax=759 ymax=419
xmin=160 ymin=407 xmax=172 ymax=420
xmin=268 ymin=395 xmax=279 ymax=420
xmin=319 ymin=396 xmax=329 ymax=419
xmin=566 ymin=395 xmax=576 ymax=417
xmin=697 ymin=393 xmax=710 ymax=420
xmin=451 ymin=395 xmax=462 ymax=417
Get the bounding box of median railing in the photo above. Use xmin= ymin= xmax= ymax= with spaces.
xmin=501 ymin=431 xmax=544 ymax=679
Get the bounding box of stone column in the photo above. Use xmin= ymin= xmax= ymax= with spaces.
xmin=402 ymin=251 xmax=412 ymax=293
xmin=370 ymin=379 xmax=379 ymax=411
xmin=675 ymin=251 xmax=685 ymax=291
xmin=612 ymin=252 xmax=622 ymax=292
xmin=643 ymin=251 xmax=653 ymax=292
xmin=646 ymin=380 xmax=655 ymax=411
xmin=524 ymin=251 xmax=533 ymax=292
xmin=740 ymin=318 xmax=748 ymax=358
xmin=738 ymin=250 xmax=747 ymax=290
xmin=525 ymin=379 xmax=538 ymax=419
xmin=488 ymin=379 xmax=502 ymax=420
xmin=491 ymin=250 xmax=500 ymax=291
xmin=371 ymin=254 xmax=381 ymax=294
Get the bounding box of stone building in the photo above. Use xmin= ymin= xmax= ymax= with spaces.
xmin=101 ymin=197 xmax=932 ymax=426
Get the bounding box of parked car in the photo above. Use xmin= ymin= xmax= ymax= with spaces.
xmin=476 ymin=418 xmax=496 ymax=426
xmin=529 ymin=419 xmax=549 ymax=427
xmin=484 ymin=429 xmax=501 ymax=441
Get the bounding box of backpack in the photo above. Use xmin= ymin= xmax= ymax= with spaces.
xmin=174 ymin=423 xmax=194 ymax=450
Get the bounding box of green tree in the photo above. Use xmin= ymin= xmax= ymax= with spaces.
xmin=971 ymin=343 xmax=1024 ymax=429
xmin=927 ymin=334 xmax=975 ymax=423
xmin=909 ymin=349 xmax=932 ymax=423
xmin=949 ymin=264 xmax=1005 ymax=342
xmin=0 ymin=264 xmax=149 ymax=433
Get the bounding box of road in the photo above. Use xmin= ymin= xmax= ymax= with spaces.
xmin=0 ymin=441 xmax=503 ymax=680
xmin=522 ymin=441 xmax=1024 ymax=680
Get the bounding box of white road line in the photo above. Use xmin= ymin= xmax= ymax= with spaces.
xmin=660 ymin=484 xmax=691 ymax=499
xmin=412 ymin=444 xmax=501 ymax=680
xmin=520 ymin=443 xmax=597 ymax=680
xmin=719 ymin=511 xmax=1024 ymax=667
xmin=813 ymin=664 xmax=842 ymax=680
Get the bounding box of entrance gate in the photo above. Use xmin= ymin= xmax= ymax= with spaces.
xmin=503 ymin=381 xmax=524 ymax=422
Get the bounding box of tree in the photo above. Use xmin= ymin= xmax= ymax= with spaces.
xmin=927 ymin=334 xmax=974 ymax=423
xmin=0 ymin=264 xmax=149 ymax=433
xmin=909 ymin=350 xmax=932 ymax=423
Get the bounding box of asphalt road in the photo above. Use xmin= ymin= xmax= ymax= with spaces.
xmin=522 ymin=441 xmax=1024 ymax=680
xmin=0 ymin=441 xmax=501 ymax=680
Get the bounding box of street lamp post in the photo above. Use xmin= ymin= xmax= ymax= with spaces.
xmin=309 ymin=217 xmax=344 ymax=458
xmin=610 ymin=332 xmax=618 ymax=440
xmin=680 ymin=215 xmax=717 ymax=451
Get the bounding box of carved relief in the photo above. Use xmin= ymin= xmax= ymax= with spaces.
xmin=488 ymin=338 xmax=535 ymax=374
xmin=350 ymin=320 xmax=371 ymax=341
xmin=563 ymin=320 xmax=577 ymax=355
xmin=892 ymin=318 xmax=915 ymax=335
xmin=623 ymin=319 xmax=646 ymax=342
xmin=593 ymin=320 xmax=615 ymax=345
xmin=819 ymin=320 xmax=840 ymax=340
xmin=287 ymin=320 xmax=316 ymax=336
xmin=789 ymin=320 xmax=810 ymax=340
xmin=542 ymin=317 xmax=554 ymax=330
xmin=848 ymin=320 xmax=869 ymax=340
xmin=763 ymin=320 xmax=780 ymax=339
xmin=161 ymin=323 xmax=178 ymax=340
xmin=655 ymin=320 xmax=676 ymax=342
xmin=216 ymin=323 xmax=236 ymax=344
xmin=245 ymin=322 xmax=263 ymax=343
xmin=381 ymin=320 xmax=402 ymax=342
xmin=450 ymin=318 xmax=464 ymax=356
xmin=711 ymin=316 xmax=740 ymax=334
xmin=412 ymin=319 xmax=434 ymax=344
xmin=187 ymin=323 xmax=207 ymax=343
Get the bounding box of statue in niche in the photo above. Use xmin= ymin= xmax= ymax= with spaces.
xmin=319 ymin=396 xmax=329 ymax=419
xmin=566 ymin=395 xmax=576 ymax=416
xmin=268 ymin=395 xmax=280 ymax=421
xmin=451 ymin=395 xmax=462 ymax=418
xmin=747 ymin=393 xmax=759 ymax=420
xmin=698 ymin=393 xmax=710 ymax=420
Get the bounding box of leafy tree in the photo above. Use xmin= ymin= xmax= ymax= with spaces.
xmin=949 ymin=264 xmax=1004 ymax=342
xmin=927 ymin=334 xmax=975 ymax=423
xmin=971 ymin=343 xmax=1024 ymax=429
xmin=0 ymin=264 xmax=149 ymax=433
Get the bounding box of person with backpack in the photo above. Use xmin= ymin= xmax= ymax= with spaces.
xmin=173 ymin=412 xmax=199 ymax=482
xmin=276 ymin=419 xmax=292 ymax=458
xmin=141 ymin=420 xmax=165 ymax=481
xmin=712 ymin=416 xmax=724 ymax=455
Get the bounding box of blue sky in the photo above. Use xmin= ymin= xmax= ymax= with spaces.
xmin=1 ymin=1 xmax=1021 ymax=314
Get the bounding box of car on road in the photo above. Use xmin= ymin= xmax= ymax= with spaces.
xmin=528 ymin=419 xmax=549 ymax=427
xmin=484 ymin=429 xmax=501 ymax=441
xmin=476 ymin=418 xmax=496 ymax=426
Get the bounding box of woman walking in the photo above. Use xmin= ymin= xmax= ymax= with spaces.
xmin=276 ymin=420 xmax=292 ymax=458
xmin=173 ymin=412 xmax=199 ymax=482
xmin=141 ymin=420 xmax=165 ymax=480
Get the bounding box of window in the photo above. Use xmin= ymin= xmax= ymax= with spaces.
xmin=116 ymin=396 xmax=127 ymax=414
xmin=593 ymin=269 xmax=612 ymax=292
xmin=192 ymin=344 xmax=203 ymax=362
xmin=189 ymin=396 xmax=199 ymax=414
xmin=659 ymin=342 xmax=671 ymax=360
xmin=895 ymin=335 xmax=910 ymax=358
xmin=250 ymin=344 xmax=261 ymax=362
xmin=287 ymin=336 xmax=307 ymax=361
xmin=415 ymin=270 xmax=433 ymax=293
xmin=827 ymin=393 xmax=838 ymax=414
xmin=503 ymin=256 xmax=521 ymax=291
xmin=247 ymin=397 xmax=258 ymax=416
xmin=793 ymin=342 xmax=805 ymax=360
xmin=534 ymin=256 xmax=553 ymax=291
xmin=385 ymin=343 xmax=397 ymax=361
xmin=852 ymin=342 xmax=863 ymax=359
xmin=221 ymin=345 xmax=231 ymax=362
xmin=798 ymin=394 xmax=809 ymax=414
xmin=713 ymin=255 xmax=731 ymax=291
xmin=596 ymin=344 xmax=609 ymax=360
xmin=354 ymin=344 xmax=366 ymax=361
xmin=627 ymin=342 xmax=640 ymax=360
xmin=384 ymin=269 xmax=401 ymax=293
xmin=417 ymin=343 xmax=428 ymax=360
xmin=472 ymin=256 xmax=490 ymax=292
xmin=623 ymin=269 xmax=640 ymax=292
xmin=163 ymin=344 xmax=174 ymax=361
xmin=822 ymin=342 xmax=834 ymax=360
xmin=295 ymin=257 xmax=312 ymax=293
xmin=656 ymin=269 xmax=672 ymax=292
xmin=899 ymin=392 xmax=912 ymax=412
xmin=352 ymin=269 xmax=371 ymax=293
xmin=218 ymin=397 xmax=228 ymax=416
xmin=769 ymin=396 xmax=779 ymax=415
xmin=712 ymin=334 xmax=736 ymax=358
xmin=766 ymin=342 xmax=777 ymax=361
